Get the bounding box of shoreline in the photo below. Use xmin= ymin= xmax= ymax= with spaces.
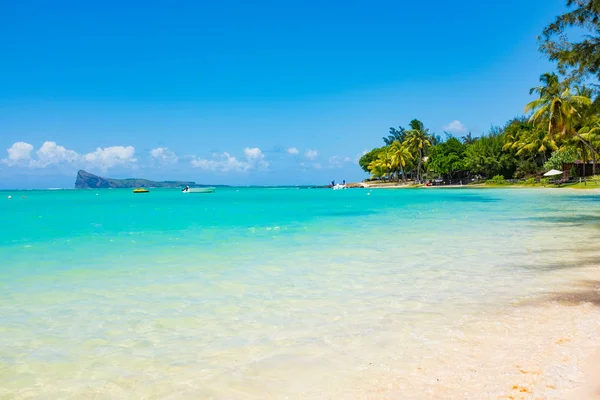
xmin=354 ymin=182 xmax=600 ymax=190
xmin=363 ymin=269 xmax=600 ymax=399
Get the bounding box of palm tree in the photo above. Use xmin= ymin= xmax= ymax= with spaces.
xmin=515 ymin=126 xmax=557 ymax=163
xmin=368 ymin=147 xmax=396 ymax=180
xmin=461 ymin=132 xmax=476 ymax=145
xmin=578 ymin=117 xmax=600 ymax=175
xmin=574 ymin=84 xmax=594 ymax=99
xmin=368 ymin=158 xmax=389 ymax=180
xmin=405 ymin=119 xmax=431 ymax=182
xmin=524 ymin=73 xmax=596 ymax=157
xmin=382 ymin=127 xmax=406 ymax=146
xmin=574 ymin=139 xmax=590 ymax=176
xmin=503 ymin=128 xmax=521 ymax=152
xmin=502 ymin=130 xmax=520 ymax=152
xmin=502 ymin=117 xmax=532 ymax=152
xmin=390 ymin=140 xmax=413 ymax=182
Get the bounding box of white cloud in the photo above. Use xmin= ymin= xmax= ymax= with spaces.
xmin=328 ymin=155 xmax=353 ymax=168
xmin=328 ymin=156 xmax=344 ymax=168
xmin=191 ymin=147 xmax=269 ymax=172
xmin=244 ymin=147 xmax=261 ymax=160
xmin=244 ymin=147 xmax=269 ymax=169
xmin=287 ymin=147 xmax=299 ymax=155
xmin=443 ymin=120 xmax=467 ymax=134
xmin=82 ymin=146 xmax=137 ymax=171
xmin=191 ymin=152 xmax=246 ymax=171
xmin=150 ymin=147 xmax=178 ymax=164
xmin=244 ymin=147 xmax=261 ymax=158
xmin=2 ymin=142 xmax=34 ymax=166
xmin=298 ymin=161 xmax=325 ymax=170
xmin=31 ymin=141 xmax=79 ymax=168
xmin=3 ymin=141 xmax=139 ymax=171
xmin=305 ymin=149 xmax=318 ymax=160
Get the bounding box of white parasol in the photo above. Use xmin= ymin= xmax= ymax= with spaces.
xmin=543 ymin=169 xmax=563 ymax=177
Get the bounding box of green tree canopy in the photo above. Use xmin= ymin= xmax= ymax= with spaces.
xmin=464 ymin=132 xmax=517 ymax=178
xmin=525 ymin=73 xmax=599 ymax=162
xmin=502 ymin=117 xmax=535 ymax=152
xmin=390 ymin=140 xmax=414 ymax=182
xmin=382 ymin=127 xmax=407 ymax=146
xmin=540 ymin=0 xmax=600 ymax=80
xmin=524 ymin=72 xmax=592 ymax=141
xmin=427 ymin=137 xmax=466 ymax=178
xmin=358 ymin=147 xmax=385 ymax=173
xmin=405 ymin=119 xmax=431 ymax=181
xmin=543 ymin=147 xmax=579 ymax=171
xmin=461 ymin=132 xmax=476 ymax=145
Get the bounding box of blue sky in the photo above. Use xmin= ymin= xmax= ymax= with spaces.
xmin=0 ymin=0 xmax=568 ymax=188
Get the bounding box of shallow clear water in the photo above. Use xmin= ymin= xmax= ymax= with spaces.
xmin=1 ymin=188 xmax=599 ymax=398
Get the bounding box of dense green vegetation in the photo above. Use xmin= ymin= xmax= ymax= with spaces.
xmin=359 ymin=0 xmax=600 ymax=183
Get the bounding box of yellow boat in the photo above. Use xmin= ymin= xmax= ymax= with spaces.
xmin=133 ymin=188 xmax=149 ymax=193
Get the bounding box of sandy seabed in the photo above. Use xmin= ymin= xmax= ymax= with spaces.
xmin=360 ymin=272 xmax=600 ymax=400
xmin=2 ymin=189 xmax=600 ymax=400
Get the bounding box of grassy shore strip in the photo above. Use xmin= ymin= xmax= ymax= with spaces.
xmin=354 ymin=176 xmax=600 ymax=190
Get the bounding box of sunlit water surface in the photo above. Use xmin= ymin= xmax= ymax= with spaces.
xmin=1 ymin=188 xmax=599 ymax=398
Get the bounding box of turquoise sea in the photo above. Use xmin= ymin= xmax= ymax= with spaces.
xmin=1 ymin=188 xmax=599 ymax=398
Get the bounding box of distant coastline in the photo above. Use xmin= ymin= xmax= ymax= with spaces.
xmin=75 ymin=170 xmax=206 ymax=189
xmin=72 ymin=170 xmax=334 ymax=190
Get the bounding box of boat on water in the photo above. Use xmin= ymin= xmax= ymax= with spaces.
xmin=182 ymin=186 xmax=215 ymax=194
xmin=332 ymin=184 xmax=347 ymax=190
xmin=133 ymin=188 xmax=150 ymax=193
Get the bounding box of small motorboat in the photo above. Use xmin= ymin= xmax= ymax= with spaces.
xmin=181 ymin=186 xmax=215 ymax=194
xmin=332 ymin=184 xmax=347 ymax=190
xmin=133 ymin=188 xmax=150 ymax=193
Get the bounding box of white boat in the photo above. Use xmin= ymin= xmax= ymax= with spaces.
xmin=182 ymin=186 xmax=215 ymax=194
xmin=332 ymin=184 xmax=347 ymax=190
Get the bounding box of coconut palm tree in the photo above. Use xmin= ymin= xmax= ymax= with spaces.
xmin=405 ymin=119 xmax=431 ymax=182
xmin=390 ymin=140 xmax=413 ymax=182
xmin=368 ymin=147 xmax=396 ymax=180
xmin=382 ymin=127 xmax=406 ymax=146
xmin=368 ymin=159 xmax=389 ymax=180
xmin=515 ymin=126 xmax=557 ymax=163
xmin=524 ymin=73 xmax=597 ymax=158
xmin=502 ymin=129 xmax=520 ymax=152
xmin=578 ymin=117 xmax=600 ymax=175
xmin=503 ymin=129 xmax=521 ymax=152
xmin=574 ymin=84 xmax=594 ymax=99
xmin=502 ymin=117 xmax=533 ymax=153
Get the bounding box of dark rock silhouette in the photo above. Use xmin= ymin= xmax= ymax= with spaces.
xmin=74 ymin=170 xmax=195 ymax=189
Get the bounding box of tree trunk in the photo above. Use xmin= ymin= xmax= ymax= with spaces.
xmin=574 ymin=132 xmax=600 ymax=158
xmin=402 ymin=169 xmax=406 ymax=182
xmin=418 ymin=148 xmax=423 ymax=182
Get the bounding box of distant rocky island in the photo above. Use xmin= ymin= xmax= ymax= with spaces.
xmin=75 ymin=170 xmax=198 ymax=189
